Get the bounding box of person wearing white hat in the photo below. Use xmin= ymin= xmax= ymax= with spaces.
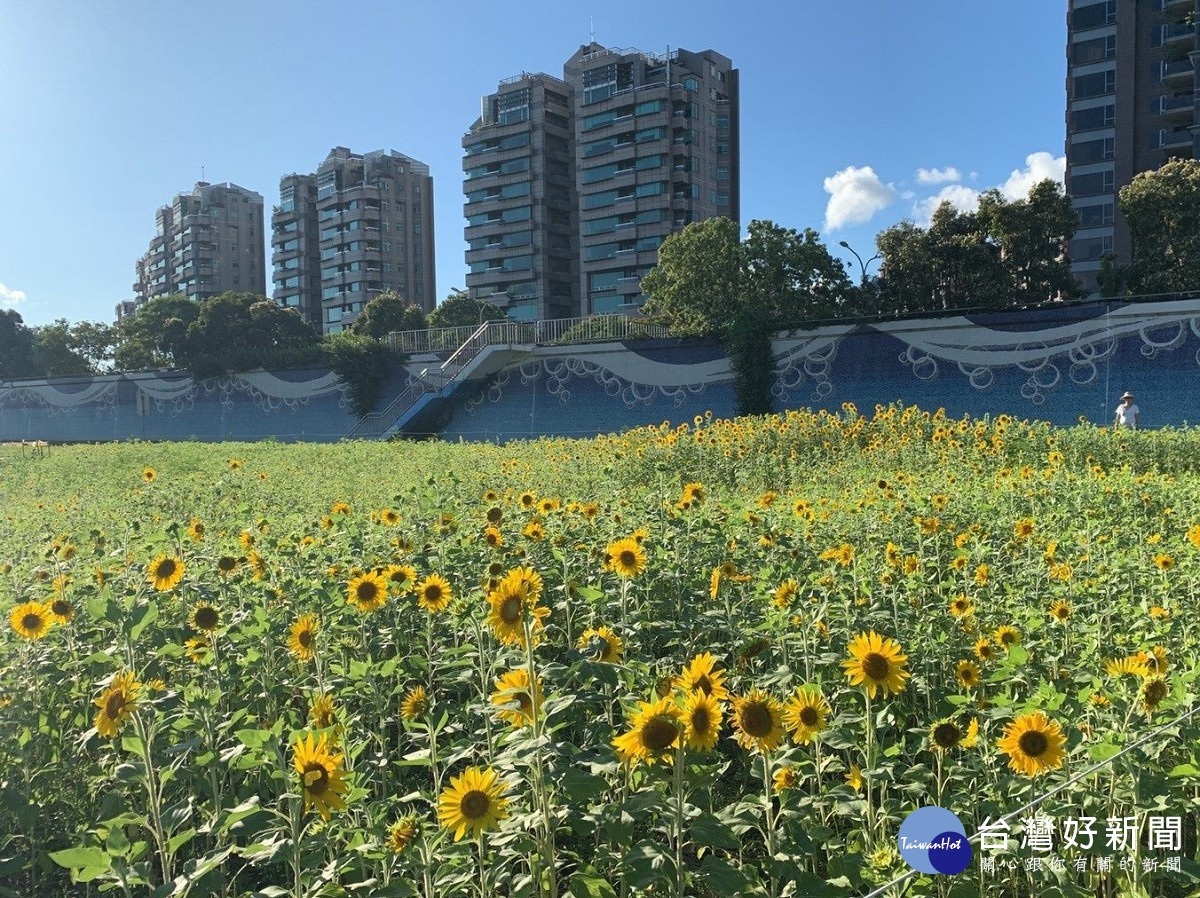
xmin=1114 ymin=391 xmax=1140 ymax=429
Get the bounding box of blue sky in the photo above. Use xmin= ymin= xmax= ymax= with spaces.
xmin=0 ymin=1 xmax=1068 ymax=326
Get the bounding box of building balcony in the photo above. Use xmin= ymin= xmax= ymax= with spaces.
xmin=1158 ymin=128 xmax=1194 ymax=149
xmin=1162 ymin=58 xmax=1195 ymax=85
xmin=1164 ymin=22 xmax=1196 ymax=46
xmin=1158 ymin=92 xmax=1194 ymax=119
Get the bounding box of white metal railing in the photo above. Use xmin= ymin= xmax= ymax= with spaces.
xmin=344 ymin=379 xmax=430 ymax=439
xmin=535 ymin=315 xmax=668 ymax=344
xmin=387 ymin=325 xmax=480 ymax=355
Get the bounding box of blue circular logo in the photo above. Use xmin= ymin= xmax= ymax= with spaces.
xmin=898 ymin=807 xmax=972 ymax=875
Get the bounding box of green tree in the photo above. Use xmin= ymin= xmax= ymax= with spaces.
xmin=641 ymin=217 xmax=853 ymax=414
xmin=30 ymin=320 xmax=93 ymax=376
xmin=350 ymin=290 xmax=428 ymax=339
xmin=427 ymin=288 xmax=504 ymax=329
xmin=68 ymin=321 xmax=117 ymax=372
xmin=978 ymin=180 xmax=1082 ymax=305
xmin=0 ymin=309 xmax=36 ymax=379
xmin=180 ymin=292 xmax=320 ymax=376
xmin=114 ymin=294 xmax=200 ymax=370
xmin=1112 ymin=159 xmax=1200 ymax=294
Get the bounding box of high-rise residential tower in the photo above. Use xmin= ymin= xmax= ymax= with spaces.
xmin=273 ymin=147 xmax=436 ymax=335
xmin=1065 ymin=0 xmax=1198 ymax=294
xmin=463 ymin=73 xmax=577 ymax=321
xmin=133 ymin=182 xmax=265 ymax=306
xmin=568 ymin=44 xmax=738 ymax=316
xmin=462 ymin=44 xmax=739 ymax=320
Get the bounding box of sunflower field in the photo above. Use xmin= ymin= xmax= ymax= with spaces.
xmin=1 ymin=403 xmax=1199 ymax=898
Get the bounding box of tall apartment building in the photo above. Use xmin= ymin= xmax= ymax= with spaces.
xmin=1065 ymin=0 xmax=1198 ymax=293
xmin=463 ymin=74 xmax=577 ymax=321
xmin=133 ymin=182 xmax=265 ymax=306
xmin=463 ymin=44 xmax=739 ymax=320
xmin=273 ymin=147 xmax=436 ymax=335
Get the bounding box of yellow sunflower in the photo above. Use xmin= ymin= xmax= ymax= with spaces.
xmin=147 ymin=555 xmax=185 ymax=591
xmin=605 ymin=537 xmax=646 ymax=579
xmin=46 ymin=597 xmax=74 ymax=626
xmin=973 ymin=637 xmax=997 ymax=662
xmin=680 ymin=482 xmax=706 ymax=506
xmin=783 ymin=687 xmax=830 ymax=745
xmin=993 ymin=626 xmax=1021 ymax=651
xmin=948 ymin=595 xmax=974 ymax=618
xmin=387 ymin=816 xmax=419 ymax=853
xmin=142 ymin=467 xmax=157 ymax=483
xmin=185 ymin=635 xmax=211 ymax=663
xmin=400 ymin=685 xmax=430 ymax=721
xmin=377 ymin=508 xmax=401 ymax=526
xmin=1141 ymin=677 xmax=1169 ymax=712
xmin=292 ymin=732 xmax=349 ymax=819
xmin=955 ymin=660 xmax=982 ymax=689
xmin=483 ymin=526 xmax=504 ymax=549
xmin=94 ymin=671 xmax=141 ymax=738
xmin=385 ymin=564 xmax=417 ymax=593
xmin=845 ymin=764 xmax=864 ymax=791
xmin=996 ymin=712 xmax=1067 ymax=777
xmin=1135 ymin=646 xmax=1169 ymax=677
xmin=438 ymin=766 xmax=509 ymax=841
xmin=731 ymin=689 xmax=786 ymax=753
xmin=288 ymin=614 xmax=319 ymax=662
xmin=331 ymin=501 xmax=351 ymax=516
xmin=309 ymin=693 xmax=337 ymax=729
xmin=10 ymin=601 xmax=53 ymax=640
xmin=347 ymin=571 xmax=388 ymax=613
xmin=518 ymin=491 xmax=537 ymax=510
xmin=613 ymin=697 xmax=682 ymax=766
xmin=773 ymin=766 xmax=800 ymax=793
xmin=189 ymin=602 xmax=221 ymax=633
xmin=486 ymin=573 xmax=549 ymax=647
xmin=773 ymin=579 xmax=798 ymax=609
xmin=186 ymin=519 xmax=205 ymax=542
xmin=416 ymin=574 xmax=452 ymax=614
xmin=929 ymin=719 xmax=969 ymax=752
xmin=680 ymin=690 xmax=723 ymax=752
xmin=1048 ymin=599 xmax=1071 ymax=624
xmin=490 ymin=668 xmax=542 ymax=728
xmin=577 ymin=626 xmax=623 ymax=662
xmin=1105 ymin=656 xmax=1150 ymax=678
xmin=842 ymin=631 xmax=911 ymax=699
xmin=677 ymin=652 xmax=730 ymax=701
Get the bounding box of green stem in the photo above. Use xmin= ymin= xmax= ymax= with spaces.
xmin=674 ymin=743 xmax=686 ymax=898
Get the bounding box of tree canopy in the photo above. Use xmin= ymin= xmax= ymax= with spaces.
xmin=1103 ymin=158 xmax=1200 ymax=295
xmin=350 ymin=290 xmax=428 ymax=339
xmin=427 ymin=289 xmax=505 ymax=330
xmin=875 ymin=179 xmax=1080 ymax=314
xmin=114 ymin=294 xmax=200 ymax=370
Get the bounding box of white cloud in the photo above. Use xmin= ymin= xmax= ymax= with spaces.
xmin=912 ymin=184 xmax=982 ymax=226
xmin=1000 ymin=151 xmax=1066 ymax=200
xmin=916 ymin=166 xmax=961 ymax=185
xmin=822 ymin=165 xmax=897 ymax=231
xmin=0 ymin=282 xmax=26 ymax=308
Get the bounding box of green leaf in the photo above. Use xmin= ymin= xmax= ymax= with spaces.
xmin=560 ymin=768 xmax=608 ymax=803
xmin=1168 ymin=763 xmax=1200 ymax=778
xmin=49 ymin=846 xmax=111 ymax=871
xmin=689 ymin=812 xmax=741 ymax=851
xmin=1087 ymin=741 xmax=1122 ymax=762
xmin=568 ymin=873 xmax=617 ymax=898
xmin=128 ymin=602 xmax=158 ymax=641
xmin=698 ymin=855 xmax=748 ymax=896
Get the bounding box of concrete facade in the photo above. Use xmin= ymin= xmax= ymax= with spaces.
xmin=463 ymin=44 xmax=739 ymax=321
xmin=132 ymin=182 xmax=266 ymax=308
xmin=273 ymin=148 xmax=436 ymax=334
xmin=1065 ymin=0 xmax=1199 ymax=293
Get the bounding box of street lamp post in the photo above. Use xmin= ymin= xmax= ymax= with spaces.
xmin=838 ymin=240 xmax=882 ymax=286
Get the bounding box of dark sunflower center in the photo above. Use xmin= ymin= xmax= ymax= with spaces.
xmin=933 ymin=723 xmax=961 ymax=748
xmin=488 ymin=562 xmax=504 ymax=576
xmin=741 ymin=702 xmax=774 ymax=737
xmin=1018 ymin=730 xmax=1048 ymax=758
xmin=500 ymin=595 xmax=523 ymax=624
xmin=357 ymin=582 xmax=378 ymax=602
xmin=487 ymin=507 xmax=502 ymax=523
xmin=515 ymin=691 xmax=532 ymax=714
xmin=105 ymin=693 xmax=126 ymax=718
xmin=298 ymin=629 xmax=314 ymax=647
xmin=460 ymin=790 xmax=490 ymax=820
xmin=424 ymin=585 xmax=442 ymax=603
xmin=195 ymin=607 xmax=219 ymax=630
xmin=23 ymin=613 xmax=43 ymax=631
xmin=156 ymin=560 xmax=177 ymax=578
xmin=619 ymin=550 xmax=637 ymax=567
xmin=51 ymin=600 xmax=70 ymax=617
xmin=691 ymin=707 xmax=711 ymax=732
xmin=1000 ymin=632 xmax=1015 ymax=645
xmin=799 ymin=707 xmax=819 ymax=727
xmin=642 ymin=716 xmax=679 ymax=751
xmin=1144 ymin=681 xmax=1167 ymax=705
xmin=304 ymin=763 xmax=329 ymax=795
xmin=694 ymin=674 xmax=713 ymax=694
xmin=862 ymin=653 xmax=891 ymax=681
xmin=218 ymin=557 xmax=236 ymax=572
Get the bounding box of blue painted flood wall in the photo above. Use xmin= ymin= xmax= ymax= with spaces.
xmin=2 ymin=298 xmax=1199 ymax=443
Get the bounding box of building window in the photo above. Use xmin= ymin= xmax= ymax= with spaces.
xmin=1070 ymin=234 xmax=1113 ymax=261
xmin=1073 ymin=70 xmax=1115 ymax=100
xmin=1071 ymin=104 xmax=1115 ymax=131
xmin=1072 ymin=1 xmax=1116 ymax=31
xmin=1076 ymin=202 xmax=1114 ymax=228
xmin=1071 ymin=170 xmax=1115 ymax=196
